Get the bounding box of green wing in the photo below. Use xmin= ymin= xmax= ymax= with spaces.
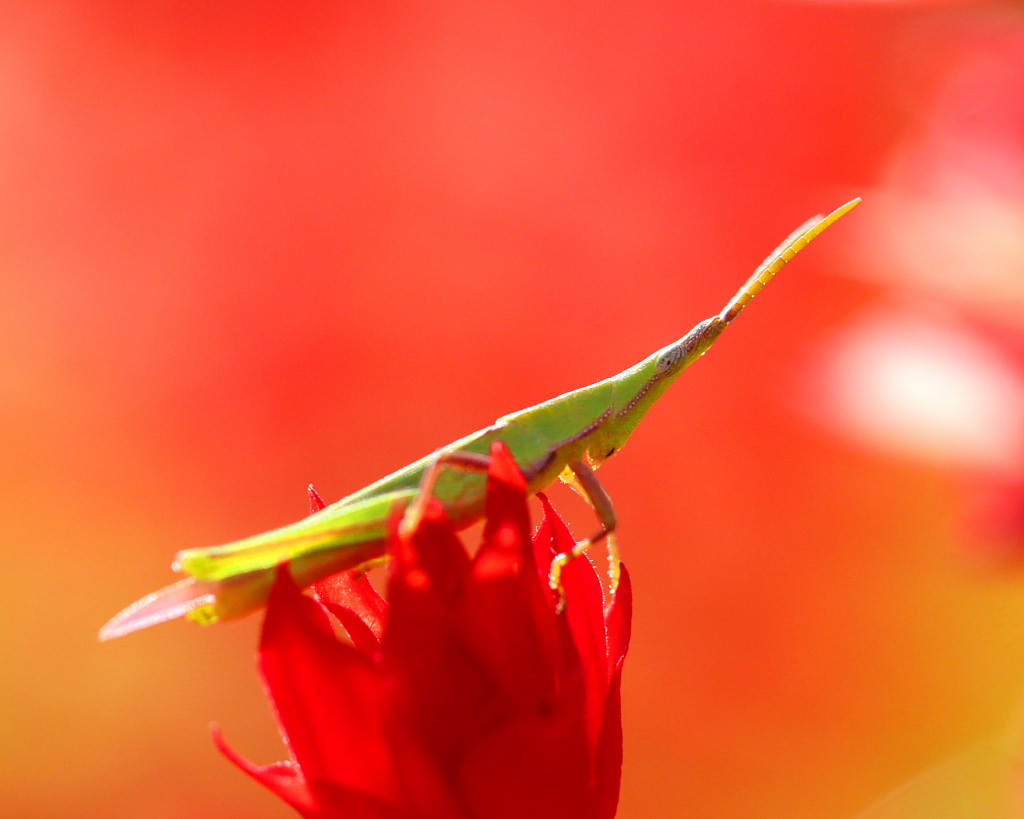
xmin=174 ymin=488 xmax=418 ymax=581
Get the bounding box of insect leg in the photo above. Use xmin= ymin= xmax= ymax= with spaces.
xmin=549 ymin=458 xmax=620 ymax=611
xmin=398 ymin=450 xmax=492 ymax=538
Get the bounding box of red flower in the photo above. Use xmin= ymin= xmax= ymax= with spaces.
xmin=215 ymin=441 xmax=632 ymax=819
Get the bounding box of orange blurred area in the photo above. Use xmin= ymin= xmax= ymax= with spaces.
xmin=4 ymin=2 xmax=1024 ymax=817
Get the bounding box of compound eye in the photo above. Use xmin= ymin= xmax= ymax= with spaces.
xmin=656 ymin=346 xmax=684 ymax=374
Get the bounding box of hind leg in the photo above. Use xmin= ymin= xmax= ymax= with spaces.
xmin=397 ymin=450 xmax=492 ymax=538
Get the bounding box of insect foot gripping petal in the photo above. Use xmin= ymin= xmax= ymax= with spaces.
xmin=548 ymin=532 xmax=622 ymax=614
xmin=605 ymin=530 xmax=622 ymax=591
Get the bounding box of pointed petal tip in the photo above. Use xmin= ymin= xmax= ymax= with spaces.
xmin=210 ymin=722 xmax=240 ymax=760
xmin=487 ymin=440 xmax=528 ymax=491
xmin=211 ymin=722 xmax=310 ymax=810
xmin=308 ymin=484 xmax=327 ymax=513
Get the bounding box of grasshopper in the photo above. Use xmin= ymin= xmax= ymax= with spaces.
xmin=100 ymin=198 xmax=859 ymax=640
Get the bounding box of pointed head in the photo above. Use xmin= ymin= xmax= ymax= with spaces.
xmin=584 ymin=316 xmax=728 ymax=466
xmin=653 ymin=316 xmax=727 ymax=377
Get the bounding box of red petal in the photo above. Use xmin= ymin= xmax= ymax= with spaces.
xmin=605 ymin=564 xmax=632 ymax=677
xmin=535 ymin=492 xmax=609 ymax=749
xmin=260 ymin=567 xmax=398 ymax=804
xmin=301 ymin=783 xmax=410 ymax=819
xmin=213 ymin=725 xmax=314 ymax=816
xmin=307 ymin=484 xmax=327 ymax=513
xmin=216 ymin=726 xmax=408 ymax=819
xmin=307 ymin=483 xmax=389 ymax=653
xmin=381 ymin=499 xmax=495 ymax=779
xmin=456 ymin=707 xmax=594 ymax=819
xmin=391 ymin=499 xmax=470 ymax=601
xmin=460 ymin=441 xmax=561 ymax=711
xmin=589 ymin=669 xmax=625 ymax=819
xmin=320 ymin=598 xmax=380 ymax=654
xmin=314 ymin=570 xmax=387 ymax=650
xmin=591 ymin=570 xmax=631 ymax=819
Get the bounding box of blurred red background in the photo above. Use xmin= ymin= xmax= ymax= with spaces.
xmin=4 ymin=2 xmax=1024 ymax=817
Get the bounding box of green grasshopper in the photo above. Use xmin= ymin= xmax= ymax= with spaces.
xmin=100 ymin=198 xmax=859 ymax=640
